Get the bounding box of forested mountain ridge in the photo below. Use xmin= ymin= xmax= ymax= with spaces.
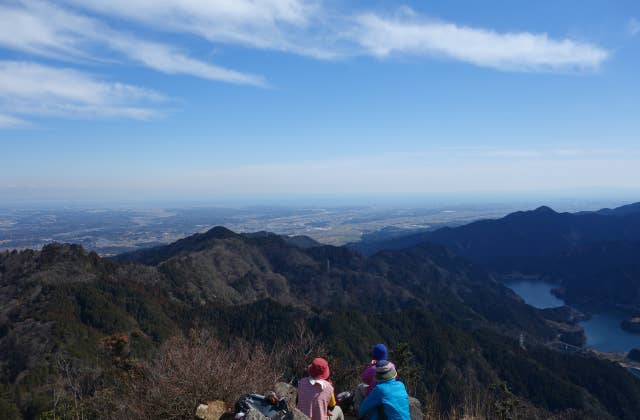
xmin=351 ymin=202 xmax=640 ymax=308
xmin=116 ymin=228 xmax=550 ymax=331
xmin=351 ymin=203 xmax=640 ymax=258
xmin=421 ymin=204 xmax=640 ymax=260
xmin=1 ymin=228 xmax=640 ymax=418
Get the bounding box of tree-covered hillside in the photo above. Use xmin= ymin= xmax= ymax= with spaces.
xmin=351 ymin=203 xmax=640 ymax=309
xmin=1 ymin=228 xmax=640 ymax=418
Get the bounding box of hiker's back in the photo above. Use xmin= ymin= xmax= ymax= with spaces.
xmin=376 ymin=380 xmax=410 ymax=420
xmin=297 ymin=377 xmax=333 ymax=420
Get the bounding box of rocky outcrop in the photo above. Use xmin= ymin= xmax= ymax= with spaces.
xmin=245 ymin=407 xmax=268 ymax=420
xmin=290 ymin=408 xmax=311 ymax=420
xmin=197 ymin=385 xmax=309 ymax=420
xmin=274 ymin=382 xmax=309 ymax=420
xmin=275 ymin=382 xmax=298 ymax=410
xmin=195 ymin=400 xmax=230 ymax=420
xmin=409 ymin=397 xmax=423 ymax=420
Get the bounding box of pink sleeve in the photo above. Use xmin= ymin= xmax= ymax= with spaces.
xmin=362 ymin=365 xmax=376 ymax=387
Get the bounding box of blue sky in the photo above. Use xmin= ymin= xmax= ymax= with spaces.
xmin=1 ymin=0 xmax=639 ymax=203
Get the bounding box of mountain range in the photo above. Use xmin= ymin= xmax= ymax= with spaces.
xmin=2 ymin=209 xmax=640 ymax=418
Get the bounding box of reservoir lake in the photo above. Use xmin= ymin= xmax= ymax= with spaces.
xmin=505 ymin=280 xmax=640 ymax=353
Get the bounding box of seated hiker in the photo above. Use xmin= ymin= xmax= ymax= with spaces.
xmin=362 ymin=344 xmax=396 ymax=396
xmin=355 ymin=343 xmax=397 ymax=412
xmin=297 ymin=357 xmax=344 ymax=420
xmin=358 ymin=360 xmax=410 ymax=420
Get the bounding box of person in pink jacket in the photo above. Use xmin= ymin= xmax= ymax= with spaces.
xmin=297 ymin=358 xmax=344 ymax=420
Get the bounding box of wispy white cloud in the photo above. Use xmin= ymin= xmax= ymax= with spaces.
xmin=352 ymin=12 xmax=609 ymax=72
xmin=0 ymin=114 xmax=28 ymax=128
xmin=0 ymin=1 xmax=611 ymax=77
xmin=628 ymin=18 xmax=640 ymax=37
xmin=60 ymin=0 xmax=337 ymax=59
xmin=0 ymin=1 xmax=614 ymax=128
xmin=0 ymin=1 xmax=266 ymax=86
xmin=0 ymin=1 xmax=86 ymax=60
xmin=0 ymin=61 xmax=166 ymax=120
xmin=60 ymin=0 xmax=610 ymax=72
xmin=105 ymin=36 xmax=266 ymax=87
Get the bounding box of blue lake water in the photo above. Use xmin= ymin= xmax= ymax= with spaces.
xmin=505 ymin=280 xmax=640 ymax=353
xmin=505 ymin=280 xmax=564 ymax=309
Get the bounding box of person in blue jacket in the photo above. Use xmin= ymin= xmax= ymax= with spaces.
xmin=357 ymin=360 xmax=411 ymax=420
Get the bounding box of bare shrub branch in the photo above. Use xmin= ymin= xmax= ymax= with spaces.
xmin=115 ymin=330 xmax=282 ymax=419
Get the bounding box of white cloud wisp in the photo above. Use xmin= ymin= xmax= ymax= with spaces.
xmin=353 ymin=13 xmax=609 ymax=72
xmin=60 ymin=0 xmax=335 ymax=59
xmin=0 ymin=1 xmax=266 ymax=86
xmin=0 ymin=1 xmax=613 ymax=127
xmin=61 ymin=0 xmax=610 ymax=72
xmin=0 ymin=114 xmax=28 ymax=128
xmin=0 ymin=61 xmax=166 ymax=120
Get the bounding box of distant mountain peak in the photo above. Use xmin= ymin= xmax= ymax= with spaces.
xmin=533 ymin=205 xmax=556 ymax=214
xmin=201 ymin=226 xmax=238 ymax=239
xmin=114 ymin=226 xmax=240 ymax=266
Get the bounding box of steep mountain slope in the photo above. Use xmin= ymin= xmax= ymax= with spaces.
xmin=491 ymin=241 xmax=640 ymax=307
xmin=1 ymin=228 xmax=640 ymax=418
xmin=115 ymin=228 xmax=553 ymax=334
xmin=351 ymin=202 xmax=640 ymax=307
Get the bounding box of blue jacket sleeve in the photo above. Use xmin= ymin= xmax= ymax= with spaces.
xmin=358 ymin=386 xmax=382 ymax=419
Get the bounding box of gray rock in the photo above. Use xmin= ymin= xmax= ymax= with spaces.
xmin=195 ymin=400 xmax=228 ymax=420
xmin=275 ymin=382 xmax=298 ymax=410
xmin=196 ymin=404 xmax=208 ymax=419
xmin=290 ymin=407 xmax=310 ymax=420
xmin=409 ymin=397 xmax=423 ymax=420
xmin=245 ymin=407 xmax=268 ymax=420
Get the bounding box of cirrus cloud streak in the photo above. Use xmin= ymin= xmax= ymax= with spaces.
xmin=0 ymin=1 xmax=613 ymax=127
xmin=353 ymin=12 xmax=609 ymax=72
xmin=0 ymin=61 xmax=166 ymax=120
xmin=0 ymin=0 xmax=266 ymax=86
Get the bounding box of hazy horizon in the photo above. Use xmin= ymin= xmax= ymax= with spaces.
xmin=1 ymin=189 xmax=638 ymax=213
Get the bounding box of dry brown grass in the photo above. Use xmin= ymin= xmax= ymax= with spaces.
xmin=95 ymin=323 xmax=329 ymax=419
xmin=113 ymin=330 xmax=282 ymax=419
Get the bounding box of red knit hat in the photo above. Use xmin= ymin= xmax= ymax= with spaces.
xmin=307 ymin=357 xmax=330 ymax=380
